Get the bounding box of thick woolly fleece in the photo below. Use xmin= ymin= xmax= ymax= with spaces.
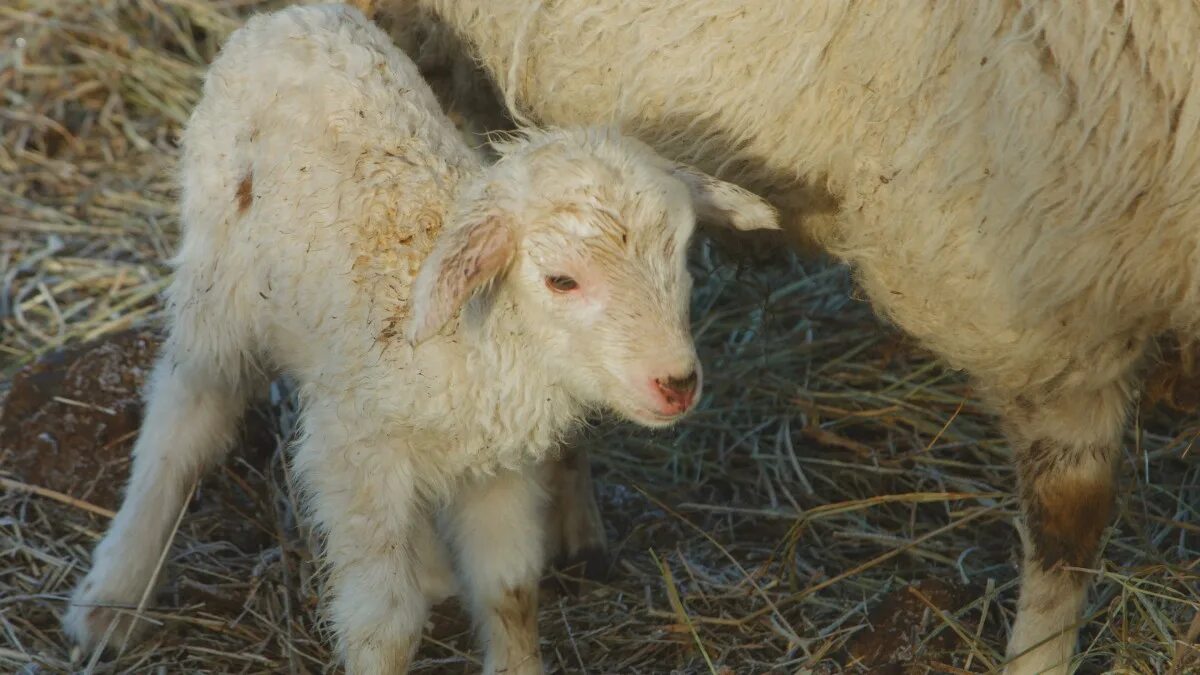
xmin=382 ymin=1 xmax=1200 ymax=673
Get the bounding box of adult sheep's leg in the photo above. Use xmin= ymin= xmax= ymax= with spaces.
xmin=294 ymin=422 xmax=428 ymax=674
xmin=445 ymin=466 xmax=550 ymax=675
xmin=545 ymin=444 xmax=609 ymax=580
xmin=999 ymin=377 xmax=1136 ymax=675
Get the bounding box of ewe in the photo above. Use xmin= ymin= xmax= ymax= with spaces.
xmin=379 ymin=1 xmax=1200 ymax=671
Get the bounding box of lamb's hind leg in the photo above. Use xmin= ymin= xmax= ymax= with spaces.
xmin=446 ymin=466 xmax=551 ymax=675
xmin=64 ymin=343 xmax=256 ymax=652
xmin=1001 ymin=376 xmax=1136 ymax=675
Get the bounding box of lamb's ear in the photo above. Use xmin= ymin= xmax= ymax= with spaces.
xmin=406 ymin=214 xmax=515 ymax=346
xmin=671 ymin=163 xmax=780 ymax=231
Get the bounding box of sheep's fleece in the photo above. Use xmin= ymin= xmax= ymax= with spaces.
xmin=382 ymin=0 xmax=1200 ymax=672
xmin=61 ymin=4 xmax=779 ymax=674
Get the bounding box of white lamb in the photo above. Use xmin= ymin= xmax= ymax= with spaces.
xmin=375 ymin=1 xmax=1200 ymax=672
xmin=61 ymin=5 xmax=778 ymax=673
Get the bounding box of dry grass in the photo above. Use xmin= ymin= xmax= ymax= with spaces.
xmin=1 ymin=1 xmax=1198 ymax=673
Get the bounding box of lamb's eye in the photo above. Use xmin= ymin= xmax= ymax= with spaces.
xmin=545 ymin=275 xmax=579 ymax=292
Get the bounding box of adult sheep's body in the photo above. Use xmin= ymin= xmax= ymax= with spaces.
xmin=380 ymin=1 xmax=1200 ymax=672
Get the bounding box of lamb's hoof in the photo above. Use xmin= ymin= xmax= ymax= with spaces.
xmin=63 ymin=581 xmax=150 ymax=655
xmin=574 ymin=545 xmax=610 ymax=581
xmin=552 ymin=545 xmax=610 ymax=595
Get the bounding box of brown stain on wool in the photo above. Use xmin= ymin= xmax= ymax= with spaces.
xmin=492 ymin=584 xmax=538 ymax=667
xmin=1020 ymin=439 xmax=1115 ymax=573
xmin=236 ymin=171 xmax=253 ymax=213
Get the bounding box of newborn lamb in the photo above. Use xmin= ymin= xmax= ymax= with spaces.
xmin=63 ymin=4 xmax=778 ymax=673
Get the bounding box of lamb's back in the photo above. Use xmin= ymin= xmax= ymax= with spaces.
xmin=174 ymin=4 xmax=478 ymax=376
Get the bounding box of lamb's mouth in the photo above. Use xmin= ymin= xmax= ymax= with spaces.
xmin=619 ymin=403 xmax=687 ymax=429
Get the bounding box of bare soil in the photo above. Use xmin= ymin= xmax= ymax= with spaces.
xmin=1 ymin=328 xmax=278 ymax=553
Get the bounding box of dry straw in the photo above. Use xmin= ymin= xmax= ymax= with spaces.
xmin=1 ymin=1 xmax=1197 ymax=672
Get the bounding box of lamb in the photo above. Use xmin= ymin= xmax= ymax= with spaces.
xmin=60 ymin=5 xmax=779 ymax=673
xmin=376 ymin=1 xmax=1200 ymax=672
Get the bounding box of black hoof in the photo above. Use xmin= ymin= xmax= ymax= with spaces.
xmin=552 ymin=546 xmax=610 ymax=595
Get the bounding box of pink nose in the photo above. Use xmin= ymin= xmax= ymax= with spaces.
xmin=653 ymin=371 xmax=699 ymax=415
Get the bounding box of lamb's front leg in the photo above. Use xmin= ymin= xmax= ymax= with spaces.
xmin=295 ymin=427 xmax=428 ymax=674
xmin=445 ymin=466 xmax=550 ymax=675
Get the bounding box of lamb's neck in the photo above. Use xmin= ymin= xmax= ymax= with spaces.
xmin=452 ymin=295 xmax=585 ymax=462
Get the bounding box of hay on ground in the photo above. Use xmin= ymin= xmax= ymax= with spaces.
xmin=1 ymin=1 xmax=1197 ymax=673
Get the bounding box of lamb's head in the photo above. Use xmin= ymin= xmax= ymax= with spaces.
xmin=407 ymin=127 xmax=778 ymax=427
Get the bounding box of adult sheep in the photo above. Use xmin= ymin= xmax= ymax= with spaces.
xmin=375 ymin=1 xmax=1200 ymax=673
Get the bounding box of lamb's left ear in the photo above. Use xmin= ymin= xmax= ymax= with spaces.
xmin=671 ymin=163 xmax=780 ymax=231
xmin=406 ymin=213 xmax=515 ymax=346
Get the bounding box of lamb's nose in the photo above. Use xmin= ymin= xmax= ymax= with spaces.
xmin=653 ymin=370 xmax=699 ymax=414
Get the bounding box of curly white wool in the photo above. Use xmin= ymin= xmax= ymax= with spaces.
xmin=62 ymin=4 xmax=778 ymax=674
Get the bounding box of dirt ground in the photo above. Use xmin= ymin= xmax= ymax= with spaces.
xmin=0 ymin=276 xmax=1003 ymax=674
xmin=2 ymin=1 xmax=1198 ymax=674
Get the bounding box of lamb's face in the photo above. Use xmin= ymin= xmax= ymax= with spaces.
xmin=507 ymin=172 xmax=703 ymax=428
xmin=406 ymin=128 xmax=779 ymax=429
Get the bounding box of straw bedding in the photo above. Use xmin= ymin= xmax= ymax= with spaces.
xmin=1 ymin=1 xmax=1197 ymax=672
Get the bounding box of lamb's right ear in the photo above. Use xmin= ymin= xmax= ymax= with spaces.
xmin=671 ymin=163 xmax=780 ymax=231
xmin=406 ymin=214 xmax=515 ymax=346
